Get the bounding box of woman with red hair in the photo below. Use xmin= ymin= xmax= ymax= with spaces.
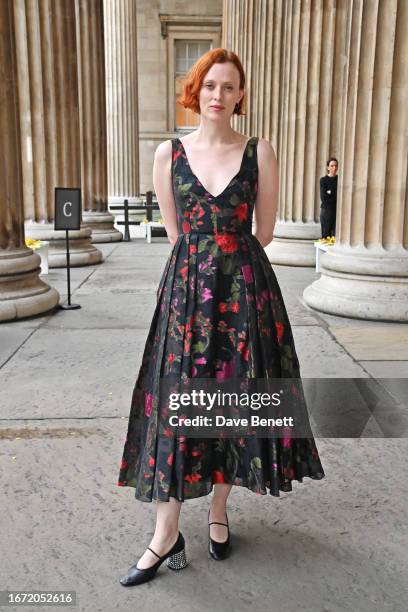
xmin=118 ymin=48 xmax=325 ymax=586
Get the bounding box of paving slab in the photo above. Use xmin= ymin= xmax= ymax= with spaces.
xmin=293 ymin=326 xmax=369 ymax=378
xmin=0 ymin=421 xmax=406 ymax=612
xmin=0 ymin=328 xmax=147 ymax=419
xmin=328 ymin=327 xmax=408 ymax=361
xmin=1 ymin=237 xmax=407 ymax=612
xmin=359 ymin=361 xmax=408 ymax=379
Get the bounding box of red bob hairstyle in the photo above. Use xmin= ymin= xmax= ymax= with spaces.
xmin=178 ymin=48 xmax=246 ymax=116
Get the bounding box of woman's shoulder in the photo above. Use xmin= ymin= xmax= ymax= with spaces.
xmin=256 ymin=137 xmax=277 ymax=164
xmin=155 ymin=139 xmax=174 ymax=153
xmin=154 ymin=139 xmax=174 ymax=163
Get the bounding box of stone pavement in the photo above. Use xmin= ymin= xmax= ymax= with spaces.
xmin=0 ymin=237 xmax=407 ymax=612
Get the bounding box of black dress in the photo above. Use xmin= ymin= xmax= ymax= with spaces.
xmin=117 ymin=136 xmax=325 ymax=502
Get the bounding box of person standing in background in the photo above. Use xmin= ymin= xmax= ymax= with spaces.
xmin=319 ymin=158 xmax=338 ymax=238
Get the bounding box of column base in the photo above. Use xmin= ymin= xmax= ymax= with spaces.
xmin=82 ymin=211 xmax=123 ymax=243
xmin=0 ymin=248 xmax=60 ymax=322
xmin=303 ymin=245 xmax=408 ymax=321
xmin=264 ymin=221 xmax=321 ymax=266
xmin=24 ymin=222 xmax=104 ymax=268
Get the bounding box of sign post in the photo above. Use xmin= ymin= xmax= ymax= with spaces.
xmin=55 ymin=188 xmax=81 ymax=310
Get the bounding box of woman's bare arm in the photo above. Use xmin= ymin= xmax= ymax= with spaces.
xmin=152 ymin=140 xmax=179 ymax=247
xmin=253 ymin=138 xmax=279 ymax=247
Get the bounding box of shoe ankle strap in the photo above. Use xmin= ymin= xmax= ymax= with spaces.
xmin=147 ymin=547 xmax=162 ymax=560
xmin=209 ymin=521 xmax=228 ymax=527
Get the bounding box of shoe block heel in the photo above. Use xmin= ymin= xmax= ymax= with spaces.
xmin=166 ymin=547 xmax=188 ymax=570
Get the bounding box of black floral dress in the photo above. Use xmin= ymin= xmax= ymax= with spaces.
xmin=117 ymin=136 xmax=325 ymax=502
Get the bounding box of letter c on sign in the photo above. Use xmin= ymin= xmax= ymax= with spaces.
xmin=63 ymin=202 xmax=72 ymax=217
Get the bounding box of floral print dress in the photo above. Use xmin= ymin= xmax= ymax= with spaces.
xmin=117 ymin=136 xmax=325 ymax=502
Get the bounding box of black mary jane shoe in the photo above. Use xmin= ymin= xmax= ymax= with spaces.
xmin=208 ymin=509 xmax=231 ymax=560
xmin=119 ymin=531 xmax=188 ymax=587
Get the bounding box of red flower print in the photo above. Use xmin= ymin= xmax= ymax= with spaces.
xmin=182 ymin=220 xmax=191 ymax=233
xmin=242 ymin=264 xmax=253 ymax=283
xmin=234 ymin=202 xmax=248 ymax=222
xmin=230 ymin=302 xmax=240 ymax=313
xmin=192 ymin=203 xmax=205 ymax=218
xmin=179 ymin=266 xmax=188 ymax=281
xmin=167 ymin=453 xmax=173 ymax=466
xmin=149 ymin=456 xmax=155 ymax=466
xmin=213 ymin=470 xmax=225 ymax=483
xmin=275 ymin=321 xmax=284 ymax=343
xmin=145 ymin=392 xmax=153 ymax=417
xmin=215 ymin=232 xmax=238 ymax=253
xmin=184 ymin=473 xmax=202 ymax=483
xmin=191 ymin=450 xmax=201 ymax=457
xmin=120 ymin=459 xmax=128 ymax=470
xmin=218 ymin=302 xmax=228 ymax=313
xmin=189 ymin=244 xmax=197 ymax=254
xmin=168 ymin=353 xmax=175 ymax=363
xmin=117 ymin=481 xmax=125 ymax=486
xmin=173 ymin=148 xmax=183 ymax=162
xmin=183 ymin=329 xmax=193 ymax=353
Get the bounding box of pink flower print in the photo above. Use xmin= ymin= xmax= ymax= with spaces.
xmin=215 ymin=360 xmax=236 ymax=380
xmin=201 ymin=287 xmax=213 ymax=303
xmin=256 ymin=289 xmax=269 ymax=311
xmin=145 ymin=392 xmax=153 ymax=417
xmin=282 ymin=437 xmax=292 ymax=448
xmin=195 ymin=357 xmax=207 ymax=365
xmin=242 ymin=264 xmax=253 ymax=283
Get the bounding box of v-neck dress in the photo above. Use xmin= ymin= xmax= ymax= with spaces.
xmin=117 ymin=135 xmax=325 ymax=502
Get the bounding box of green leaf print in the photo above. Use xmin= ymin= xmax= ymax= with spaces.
xmin=178 ymin=182 xmax=193 ymax=194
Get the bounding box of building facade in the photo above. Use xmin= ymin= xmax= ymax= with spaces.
xmin=1 ymin=0 xmax=407 ymax=322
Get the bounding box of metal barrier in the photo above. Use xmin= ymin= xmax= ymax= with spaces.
xmin=110 ymin=191 xmax=160 ymax=241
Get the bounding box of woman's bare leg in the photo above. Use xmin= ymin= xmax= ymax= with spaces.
xmin=209 ymin=483 xmax=232 ymax=542
xmin=136 ymin=497 xmax=182 ymax=569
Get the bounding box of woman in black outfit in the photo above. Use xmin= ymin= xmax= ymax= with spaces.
xmin=319 ymin=158 xmax=338 ymax=238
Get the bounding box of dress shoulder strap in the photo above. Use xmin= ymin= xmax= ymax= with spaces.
xmin=245 ymin=136 xmax=259 ymax=167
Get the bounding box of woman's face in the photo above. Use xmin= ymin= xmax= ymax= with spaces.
xmin=328 ymin=160 xmax=338 ymax=176
xmin=199 ymin=61 xmax=244 ymax=119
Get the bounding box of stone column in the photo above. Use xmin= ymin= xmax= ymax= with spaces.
xmin=223 ymin=0 xmax=349 ymax=266
xmin=304 ymin=0 xmax=408 ymax=321
xmin=266 ymin=0 xmax=350 ymax=265
xmin=103 ymin=0 xmax=140 ymax=206
xmin=76 ymin=0 xmax=122 ymax=242
xmin=0 ymin=0 xmax=59 ymax=322
xmin=222 ymin=0 xmax=283 ymax=149
xmin=18 ymin=0 xmax=103 ymax=267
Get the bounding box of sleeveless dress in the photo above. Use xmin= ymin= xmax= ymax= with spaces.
xmin=117 ymin=136 xmax=325 ymax=502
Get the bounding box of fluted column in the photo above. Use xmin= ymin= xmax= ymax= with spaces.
xmin=103 ymin=0 xmax=140 ymax=206
xmin=0 ymin=0 xmax=59 ymax=322
xmin=267 ymin=0 xmax=349 ymax=265
xmin=224 ymin=0 xmax=349 ymax=266
xmin=304 ymin=0 xmax=408 ymax=321
xmin=18 ymin=0 xmax=103 ymax=267
xmin=76 ymin=0 xmax=122 ymax=242
xmin=223 ymin=0 xmax=283 ymax=151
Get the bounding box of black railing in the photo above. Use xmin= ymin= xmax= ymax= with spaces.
xmin=110 ymin=191 xmax=160 ymax=241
